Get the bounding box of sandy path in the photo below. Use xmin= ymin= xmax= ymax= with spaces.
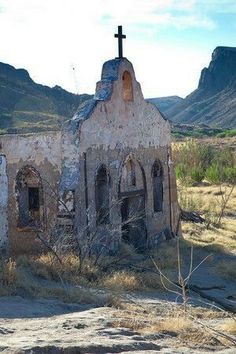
xmin=0 ymin=296 xmax=235 ymax=354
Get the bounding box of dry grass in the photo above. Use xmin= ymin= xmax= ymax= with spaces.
xmin=111 ymin=306 xmax=228 ymax=347
xmin=149 ymin=240 xmax=182 ymax=270
xmin=0 ymin=256 xmax=108 ymax=305
xmin=180 ymin=184 xmax=236 ymax=254
xmin=182 ymin=220 xmax=236 ymax=253
xmin=179 ymin=183 xmax=236 ymax=284
xmin=16 ymin=253 xmax=98 ymax=285
xmin=180 ymin=184 xmax=236 ymax=218
xmin=0 ymin=253 xmax=105 ymax=303
xmin=101 ymin=270 xmax=141 ymax=291
xmin=0 ymin=258 xmax=17 ymax=296
xmin=144 ymin=316 xmax=192 ymax=333
xmin=218 ymin=319 xmax=236 ymax=335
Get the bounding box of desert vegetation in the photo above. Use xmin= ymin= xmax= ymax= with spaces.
xmin=173 ymin=139 xmax=236 ymax=185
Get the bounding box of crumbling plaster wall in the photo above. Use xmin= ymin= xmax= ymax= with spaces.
xmin=78 ymin=59 xmax=171 ymax=153
xmin=0 ymin=155 xmax=8 ymax=254
xmin=76 ymin=146 xmax=173 ymax=248
xmin=0 ymin=131 xmax=62 ymax=255
xmin=71 ymin=58 xmax=179 ymax=246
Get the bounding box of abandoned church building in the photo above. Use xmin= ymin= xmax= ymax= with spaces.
xmin=0 ymin=27 xmax=180 ymax=255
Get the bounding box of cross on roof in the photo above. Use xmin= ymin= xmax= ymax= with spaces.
xmin=114 ymin=26 xmax=126 ymax=58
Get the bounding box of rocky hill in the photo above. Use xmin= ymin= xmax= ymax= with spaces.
xmin=146 ymin=96 xmax=183 ymax=115
xmin=0 ymin=62 xmax=92 ymax=134
xmin=166 ymin=47 xmax=236 ymax=128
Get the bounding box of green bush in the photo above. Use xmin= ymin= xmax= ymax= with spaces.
xmin=223 ymin=167 xmax=236 ymax=184
xmin=175 ymin=163 xmax=188 ymax=181
xmin=217 ymin=129 xmax=236 ymax=138
xmin=213 ymin=147 xmax=234 ymax=168
xmin=190 ymin=167 xmax=205 ymax=183
xmin=205 ymin=165 xmax=236 ymax=184
xmin=174 ymin=140 xmax=235 ymax=185
xmin=205 ymin=164 xmax=223 ymax=184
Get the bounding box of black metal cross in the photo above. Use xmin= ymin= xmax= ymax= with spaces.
xmin=114 ymin=25 xmax=126 ymax=58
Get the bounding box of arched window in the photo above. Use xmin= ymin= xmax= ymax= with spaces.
xmin=122 ymin=71 xmax=133 ymax=101
xmin=16 ymin=166 xmax=43 ymax=228
xmin=152 ymin=160 xmax=163 ymax=212
xmin=95 ymin=165 xmax=110 ymax=225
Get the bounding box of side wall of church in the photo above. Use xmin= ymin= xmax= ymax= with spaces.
xmin=0 ymin=155 xmax=8 ymax=254
xmin=0 ymin=132 xmax=62 ymax=255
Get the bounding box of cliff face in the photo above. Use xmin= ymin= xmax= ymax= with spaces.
xmin=166 ymin=47 xmax=236 ymax=128
xmin=199 ymin=47 xmax=236 ymax=92
xmin=0 ymin=62 xmax=92 ymax=134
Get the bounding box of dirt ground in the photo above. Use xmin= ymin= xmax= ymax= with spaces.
xmin=0 ymin=279 xmax=235 ymax=354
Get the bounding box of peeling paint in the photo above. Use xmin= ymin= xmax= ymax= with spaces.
xmin=0 ymin=155 xmax=8 ymax=253
xmin=76 ymin=59 xmax=171 ymax=154
xmin=0 ymin=132 xmax=62 ymax=169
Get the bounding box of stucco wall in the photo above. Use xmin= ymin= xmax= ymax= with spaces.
xmin=76 ymin=145 xmax=177 ymax=249
xmin=77 ymin=60 xmax=171 ymax=153
xmin=71 ymin=58 xmax=177 ymax=248
xmin=0 ymin=155 xmax=8 ymax=254
xmin=0 ymin=131 xmax=62 ymax=255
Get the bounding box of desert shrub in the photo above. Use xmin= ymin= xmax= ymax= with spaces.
xmin=205 ymin=164 xmax=223 ymax=184
xmin=205 ymin=165 xmax=236 ymax=184
xmin=213 ymin=147 xmax=234 ymax=168
xmin=174 ymin=140 xmax=235 ymax=185
xmin=175 ymin=163 xmax=190 ymax=184
xmin=173 ymin=140 xmax=213 ymax=185
xmin=223 ymin=167 xmax=236 ymax=184
xmin=190 ymin=166 xmax=205 ymax=183
xmin=173 ymin=140 xmax=214 ymax=168
xmin=217 ymin=129 xmax=236 ymax=138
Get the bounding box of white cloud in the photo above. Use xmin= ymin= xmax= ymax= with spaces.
xmin=198 ymin=0 xmax=236 ymax=13
xmin=0 ymin=0 xmax=231 ymax=98
xmin=98 ymin=0 xmax=216 ymax=30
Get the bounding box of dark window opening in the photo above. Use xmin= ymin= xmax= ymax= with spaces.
xmin=127 ymin=159 xmax=136 ymax=186
xmin=28 ymin=187 xmax=40 ymax=211
xmin=96 ymin=166 xmax=110 ymax=225
xmin=152 ymin=161 xmax=163 ymax=212
xmin=16 ymin=166 xmax=43 ymax=228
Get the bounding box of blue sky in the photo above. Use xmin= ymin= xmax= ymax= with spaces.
xmin=0 ymin=0 xmax=235 ymax=98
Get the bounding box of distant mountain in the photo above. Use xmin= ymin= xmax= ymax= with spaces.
xmin=146 ymin=96 xmax=183 ymax=115
xmin=166 ymin=47 xmax=236 ymax=128
xmin=0 ymin=62 xmax=92 ymax=134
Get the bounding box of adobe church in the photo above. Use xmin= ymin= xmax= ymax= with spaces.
xmin=0 ymin=27 xmax=180 ymax=255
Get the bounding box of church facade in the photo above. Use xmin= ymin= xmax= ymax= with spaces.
xmin=0 ymin=56 xmax=180 ymax=255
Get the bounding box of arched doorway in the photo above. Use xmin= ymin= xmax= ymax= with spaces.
xmin=119 ymin=156 xmax=146 ymax=250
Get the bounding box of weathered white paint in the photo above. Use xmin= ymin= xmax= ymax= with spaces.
xmin=0 ymin=131 xmax=62 ymax=169
xmin=78 ymin=59 xmax=171 ymax=153
xmin=60 ymin=130 xmax=80 ymax=191
xmin=0 ymin=155 xmax=8 ymax=252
